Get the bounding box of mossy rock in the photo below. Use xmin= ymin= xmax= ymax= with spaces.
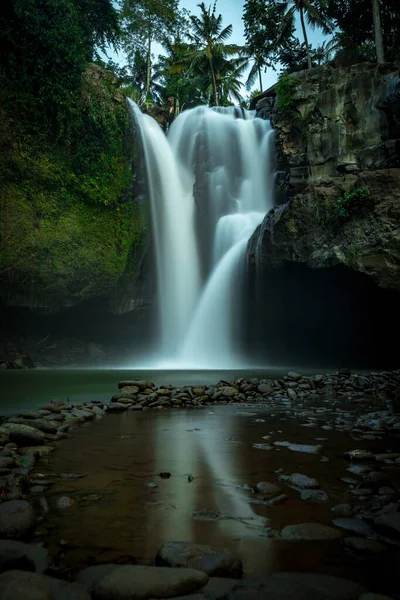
xmin=0 ymin=64 xmax=147 ymax=311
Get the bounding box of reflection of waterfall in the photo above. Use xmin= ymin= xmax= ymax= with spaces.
xmin=130 ymin=102 xmax=274 ymax=368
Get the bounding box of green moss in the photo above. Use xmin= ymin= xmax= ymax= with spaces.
xmin=0 ymin=65 xmax=146 ymax=309
xmin=275 ymin=74 xmax=297 ymax=113
xmin=335 ymin=186 xmax=371 ymax=218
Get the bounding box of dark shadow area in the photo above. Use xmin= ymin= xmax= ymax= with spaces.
xmin=243 ymin=263 xmax=400 ymax=370
xmin=0 ymin=299 xmax=156 ymax=367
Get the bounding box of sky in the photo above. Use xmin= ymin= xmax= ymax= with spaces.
xmin=106 ymin=0 xmax=328 ymax=99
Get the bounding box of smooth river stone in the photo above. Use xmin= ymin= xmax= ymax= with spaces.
xmin=77 ymin=564 xmax=208 ymax=599
xmin=155 ymin=541 xmax=242 ymax=578
xmin=281 ymin=523 xmax=342 ymax=540
xmin=0 ymin=501 xmax=36 ymax=539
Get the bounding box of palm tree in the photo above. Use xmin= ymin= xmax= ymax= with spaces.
xmin=241 ymin=48 xmax=264 ymax=92
xmin=277 ymin=0 xmax=332 ymax=70
xmin=188 ymin=2 xmax=241 ymax=106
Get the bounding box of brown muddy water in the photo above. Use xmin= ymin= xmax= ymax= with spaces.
xmin=33 ymin=399 xmax=400 ymax=596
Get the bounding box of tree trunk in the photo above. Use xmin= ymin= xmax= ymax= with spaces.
xmin=372 ymin=0 xmax=384 ymax=63
xmin=209 ymin=55 xmax=218 ymax=106
xmin=299 ymin=7 xmax=312 ymax=69
xmin=258 ymin=67 xmax=263 ymax=92
xmin=146 ymin=18 xmax=152 ymax=98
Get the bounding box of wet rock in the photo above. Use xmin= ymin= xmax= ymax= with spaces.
xmin=47 ymin=577 xmax=90 ymax=599
xmin=0 ymin=540 xmax=47 ymax=573
xmin=0 ymin=501 xmax=35 ymax=539
xmin=56 ymin=496 xmax=75 ymax=509
xmin=19 ymin=412 xmax=45 ymax=420
xmin=346 ymin=449 xmax=375 ymax=461
xmin=347 ymin=464 xmax=372 ymax=475
xmin=77 ymin=564 xmax=208 ymax=599
xmin=155 ymin=541 xmax=242 ymax=578
xmin=330 ymin=504 xmax=354 ymax=516
xmin=111 ymin=392 xmax=136 ymax=403
xmin=0 ymin=570 xmax=52 ymax=600
xmin=288 ymin=372 xmax=302 ymax=380
xmin=19 ymin=446 xmax=55 ymax=458
xmin=0 ymin=424 xmax=45 ymax=447
xmin=217 ymin=386 xmax=239 ymax=397
xmin=219 ymin=572 xmax=365 ymax=600
xmin=373 ymin=513 xmax=400 ymax=538
xmin=41 ymin=404 xmax=62 ymax=413
xmin=18 ymin=419 xmax=58 ymax=435
xmin=280 ymin=523 xmax=342 ymax=540
xmin=288 ymin=444 xmax=322 ymax=454
xmin=252 ymin=444 xmax=272 ymax=450
xmin=255 ymin=482 xmax=281 ymax=497
xmin=118 ymin=380 xmax=154 ymax=391
xmin=119 ymin=385 xmax=139 ymax=394
xmin=258 ymin=383 xmax=273 ymax=394
xmin=0 ymin=570 xmax=90 ymax=599
xmin=287 ymin=473 xmax=320 ymax=489
xmin=70 ymin=409 xmax=95 ymax=420
xmin=300 ymin=489 xmax=329 ymax=503
xmin=342 ymin=537 xmax=387 ymax=554
xmin=332 ymin=518 xmax=374 ymax=537
xmin=76 ymin=565 xmax=124 ymax=594
xmin=50 ymin=399 xmax=65 ymax=407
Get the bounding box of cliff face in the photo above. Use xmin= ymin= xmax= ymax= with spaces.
xmin=250 ymin=63 xmax=400 ymax=292
xmin=0 ymin=65 xmax=150 ymax=314
xmin=248 ymin=169 xmax=400 ymax=290
xmin=269 ymin=62 xmax=400 ymax=186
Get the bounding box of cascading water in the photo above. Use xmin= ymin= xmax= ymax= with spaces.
xmin=129 ymin=101 xmax=274 ymax=368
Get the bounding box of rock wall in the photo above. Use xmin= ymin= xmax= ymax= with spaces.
xmin=257 ymin=62 xmax=400 ymax=191
xmin=248 ymin=169 xmax=400 ymax=290
xmin=249 ymin=63 xmax=400 ymax=295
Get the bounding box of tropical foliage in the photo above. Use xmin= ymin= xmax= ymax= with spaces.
xmin=0 ymin=0 xmax=120 ymax=130
xmin=120 ymin=0 xmax=180 ymax=99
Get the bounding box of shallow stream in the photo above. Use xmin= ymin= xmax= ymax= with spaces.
xmin=31 ymin=396 xmax=400 ymax=596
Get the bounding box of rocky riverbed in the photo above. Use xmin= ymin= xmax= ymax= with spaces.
xmin=0 ymin=370 xmax=399 ymax=599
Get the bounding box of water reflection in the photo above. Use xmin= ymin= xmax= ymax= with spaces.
xmin=38 ymin=404 xmax=400 ymax=584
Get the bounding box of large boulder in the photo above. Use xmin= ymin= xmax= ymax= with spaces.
xmin=155 ymin=541 xmax=242 ymax=578
xmin=248 ymin=169 xmax=400 ymax=291
xmin=0 ymin=423 xmax=45 ymax=447
xmin=77 ymin=564 xmax=208 ymax=599
xmin=0 ymin=570 xmax=90 ymax=600
xmin=0 ymin=571 xmax=52 ymax=600
xmin=0 ymin=540 xmax=47 ymax=573
xmin=0 ymin=501 xmax=36 ymax=539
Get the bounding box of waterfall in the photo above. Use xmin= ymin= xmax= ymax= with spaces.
xmin=129 ymin=101 xmax=274 ymax=368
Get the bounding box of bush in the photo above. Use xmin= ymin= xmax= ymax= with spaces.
xmin=275 ymin=74 xmax=297 ymax=112
xmin=336 ymin=186 xmax=371 ymax=218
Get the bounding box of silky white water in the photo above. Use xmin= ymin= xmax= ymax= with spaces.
xmin=129 ymin=102 xmax=274 ymax=368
